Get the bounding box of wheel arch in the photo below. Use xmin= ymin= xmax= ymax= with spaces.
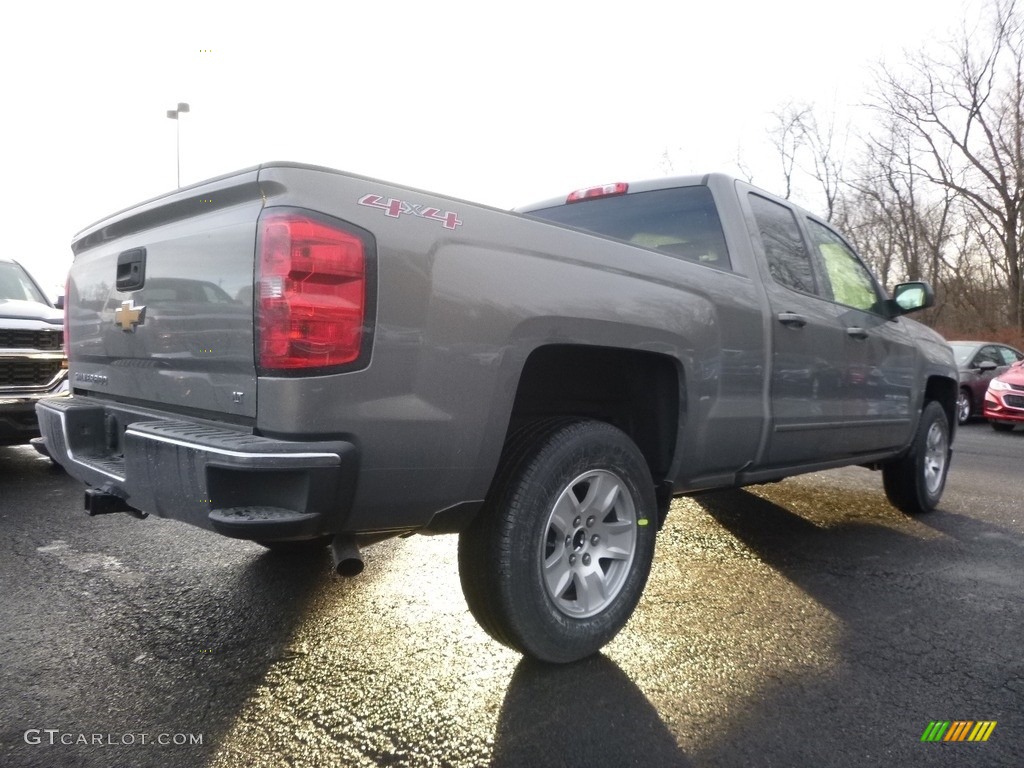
xmin=925 ymin=374 xmax=958 ymax=434
xmin=502 ymin=343 xmax=682 ymax=484
xmin=424 ymin=341 xmax=684 ymax=535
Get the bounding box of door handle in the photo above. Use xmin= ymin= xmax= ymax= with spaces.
xmin=777 ymin=312 xmax=807 ymax=328
xmin=846 ymin=327 xmax=869 ymax=340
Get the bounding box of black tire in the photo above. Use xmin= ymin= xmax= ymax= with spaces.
xmin=990 ymin=421 xmax=1015 ymax=433
xmin=458 ymin=419 xmax=657 ymax=663
xmin=956 ymin=388 xmax=972 ymax=425
xmin=882 ymin=400 xmax=951 ymax=514
xmin=256 ymin=535 xmax=334 ymax=554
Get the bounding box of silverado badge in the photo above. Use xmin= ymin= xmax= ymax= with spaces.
xmin=114 ymin=299 xmax=146 ymax=332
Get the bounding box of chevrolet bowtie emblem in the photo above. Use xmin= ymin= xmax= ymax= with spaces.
xmin=114 ymin=299 xmax=146 ymax=332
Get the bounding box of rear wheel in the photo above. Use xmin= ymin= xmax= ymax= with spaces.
xmin=882 ymin=401 xmax=951 ymax=514
xmin=956 ymin=388 xmax=972 ymax=424
xmin=991 ymin=421 xmax=1015 ymax=433
xmin=458 ymin=419 xmax=657 ymax=663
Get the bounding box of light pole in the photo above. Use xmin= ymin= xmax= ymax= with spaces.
xmin=165 ymin=102 xmax=190 ymax=188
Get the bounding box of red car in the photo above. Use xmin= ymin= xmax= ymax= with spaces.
xmin=984 ymin=360 xmax=1024 ymax=431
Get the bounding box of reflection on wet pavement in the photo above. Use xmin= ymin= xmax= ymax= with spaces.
xmin=210 ymin=472 xmax=1016 ymax=766
xmin=208 ymin=485 xmax=834 ymax=765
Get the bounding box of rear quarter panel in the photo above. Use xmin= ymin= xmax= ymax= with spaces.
xmin=255 ymin=165 xmax=767 ymax=531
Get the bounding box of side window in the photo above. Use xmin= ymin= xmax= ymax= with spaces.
xmin=974 ymin=346 xmax=1003 ymax=367
xmin=997 ymin=346 xmax=1022 ymax=365
xmin=974 ymin=348 xmax=999 ymax=368
xmin=748 ymin=194 xmax=817 ymax=294
xmin=806 ymin=219 xmax=881 ymax=312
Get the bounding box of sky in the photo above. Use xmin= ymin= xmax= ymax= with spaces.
xmin=1 ymin=0 xmax=978 ymax=299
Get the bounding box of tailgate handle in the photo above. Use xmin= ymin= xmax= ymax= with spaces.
xmin=116 ymin=247 xmax=147 ymax=291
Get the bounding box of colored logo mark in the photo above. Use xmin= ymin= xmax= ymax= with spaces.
xmin=921 ymin=721 xmax=997 ymax=742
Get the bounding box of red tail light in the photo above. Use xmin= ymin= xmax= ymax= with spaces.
xmin=257 ymin=209 xmax=370 ymax=371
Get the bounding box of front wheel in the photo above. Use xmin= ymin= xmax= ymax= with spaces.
xmin=882 ymin=401 xmax=951 ymax=514
xmin=458 ymin=419 xmax=657 ymax=663
xmin=956 ymin=388 xmax=972 ymax=424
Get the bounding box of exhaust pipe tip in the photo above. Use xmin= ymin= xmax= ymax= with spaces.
xmin=330 ymin=535 xmax=364 ymax=577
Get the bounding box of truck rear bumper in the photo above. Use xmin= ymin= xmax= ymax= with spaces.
xmin=35 ymin=397 xmax=358 ymax=541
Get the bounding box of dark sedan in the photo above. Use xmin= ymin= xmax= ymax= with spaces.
xmin=949 ymin=340 xmax=1024 ymax=424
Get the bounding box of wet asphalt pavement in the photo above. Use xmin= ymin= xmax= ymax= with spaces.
xmin=1 ymin=421 xmax=1021 ymax=767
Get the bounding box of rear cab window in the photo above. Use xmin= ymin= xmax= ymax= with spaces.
xmin=525 ymin=186 xmax=732 ymax=270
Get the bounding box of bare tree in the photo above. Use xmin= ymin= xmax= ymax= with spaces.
xmin=658 ymin=148 xmax=675 ymax=176
xmin=843 ymin=116 xmax=954 ymax=285
xmin=803 ymin=110 xmax=846 ymax=222
xmin=768 ymin=102 xmax=846 ymax=221
xmin=768 ymin=102 xmax=814 ymax=200
xmin=734 ymin=146 xmax=755 ymax=184
xmin=874 ymin=0 xmax=1024 ymax=328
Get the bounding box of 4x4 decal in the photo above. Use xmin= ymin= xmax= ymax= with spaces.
xmin=358 ymin=194 xmax=463 ymax=230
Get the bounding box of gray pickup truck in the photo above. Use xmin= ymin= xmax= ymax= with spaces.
xmin=1 ymin=258 xmax=67 ymax=445
xmin=36 ymin=163 xmax=957 ymax=662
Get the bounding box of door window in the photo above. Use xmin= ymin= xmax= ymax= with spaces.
xmin=997 ymin=346 xmax=1023 ymax=365
xmin=974 ymin=346 xmax=1004 ymax=367
xmin=748 ymin=194 xmax=817 ymax=295
xmin=805 ymin=219 xmax=881 ymax=312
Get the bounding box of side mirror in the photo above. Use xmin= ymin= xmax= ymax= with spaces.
xmin=978 ymin=360 xmax=998 ymax=372
xmin=55 ymin=295 xmax=65 ymax=310
xmin=889 ymin=281 xmax=934 ymax=316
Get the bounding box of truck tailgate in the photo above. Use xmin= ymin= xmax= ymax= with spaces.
xmin=68 ymin=169 xmax=264 ymax=419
